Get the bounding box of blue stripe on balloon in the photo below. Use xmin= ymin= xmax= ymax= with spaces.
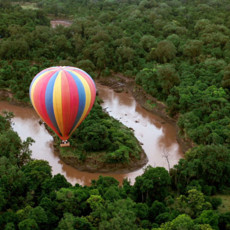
xmin=45 ymin=71 xmax=62 ymax=135
xmin=67 ymin=70 xmax=86 ymax=134
xmin=76 ymin=68 xmax=96 ymax=89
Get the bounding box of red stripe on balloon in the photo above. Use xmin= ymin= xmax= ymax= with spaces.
xmin=33 ymin=72 xmax=62 ymax=138
xmin=61 ymin=71 xmax=71 ymax=138
xmin=65 ymin=71 xmax=79 ymax=137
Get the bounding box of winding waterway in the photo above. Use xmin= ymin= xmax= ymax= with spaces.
xmin=0 ymin=83 xmax=182 ymax=186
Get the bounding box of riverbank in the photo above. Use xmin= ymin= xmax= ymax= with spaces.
xmin=0 ymin=89 xmax=13 ymax=101
xmin=58 ymin=148 xmax=148 ymax=174
xmin=50 ymin=112 xmax=148 ymax=174
xmin=0 ymin=73 xmax=186 ymax=174
xmin=0 ymin=89 xmax=30 ymax=106
xmin=0 ymin=87 xmax=148 ymax=174
xmin=98 ymin=74 xmax=194 ymax=153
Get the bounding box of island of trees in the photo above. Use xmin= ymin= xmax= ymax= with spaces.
xmin=0 ymin=0 xmax=230 ymax=229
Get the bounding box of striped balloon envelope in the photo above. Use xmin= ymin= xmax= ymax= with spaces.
xmin=29 ymin=66 xmax=96 ymax=142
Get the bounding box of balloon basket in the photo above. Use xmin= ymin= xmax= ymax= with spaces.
xmin=60 ymin=142 xmax=70 ymax=147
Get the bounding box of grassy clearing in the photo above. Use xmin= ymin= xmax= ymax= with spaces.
xmin=12 ymin=2 xmax=39 ymax=10
xmin=213 ymin=194 xmax=230 ymax=213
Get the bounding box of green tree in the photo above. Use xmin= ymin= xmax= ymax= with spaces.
xmin=171 ymin=145 xmax=230 ymax=192
xmin=153 ymin=40 xmax=176 ymax=63
xmin=22 ymin=160 xmax=52 ymax=197
xmin=75 ymin=217 xmax=93 ymax=230
xmin=0 ymin=39 xmax=29 ymax=59
xmin=76 ymin=59 xmax=96 ymax=78
xmin=149 ymin=201 xmax=167 ymax=221
xmin=18 ymin=219 xmax=38 ymax=230
xmin=28 ymin=206 xmax=48 ymax=226
xmin=140 ymin=35 xmax=156 ymax=52
xmin=98 ymin=199 xmax=137 ymax=230
xmin=157 ymin=214 xmax=196 ymax=230
xmin=195 ymin=210 xmax=219 ymax=229
xmin=39 ymin=197 xmax=59 ymax=227
xmin=222 ymin=63 xmax=230 ymax=88
xmin=133 ymin=166 xmax=171 ymax=203
xmin=87 ymin=195 xmax=104 ymax=210
xmin=103 ymin=186 xmax=120 ymax=202
xmin=56 ymin=187 xmax=89 ymax=216
xmin=134 ymin=203 xmax=149 ymax=220
xmin=158 ymin=64 xmax=180 ymax=97
xmin=183 ymin=40 xmax=203 ymax=62
xmin=57 ymin=213 xmax=76 ymax=230
xmin=218 ymin=212 xmax=230 ymax=230
xmin=175 ymin=189 xmax=212 ymax=218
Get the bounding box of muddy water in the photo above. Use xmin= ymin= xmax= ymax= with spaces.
xmin=50 ymin=20 xmax=72 ymax=28
xmin=0 ymin=84 xmax=182 ymax=186
xmin=96 ymin=84 xmax=183 ymax=169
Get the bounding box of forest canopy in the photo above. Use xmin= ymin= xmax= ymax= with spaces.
xmin=0 ymin=0 xmax=230 ymax=229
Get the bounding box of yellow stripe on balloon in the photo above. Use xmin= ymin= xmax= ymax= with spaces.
xmin=30 ymin=71 xmax=53 ymax=117
xmin=69 ymin=70 xmax=92 ymax=136
xmin=53 ymin=71 xmax=64 ymax=136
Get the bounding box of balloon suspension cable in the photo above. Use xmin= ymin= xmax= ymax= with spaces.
xmin=60 ymin=140 xmax=70 ymax=147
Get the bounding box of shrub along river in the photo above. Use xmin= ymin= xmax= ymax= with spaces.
xmin=0 ymin=83 xmax=182 ymax=186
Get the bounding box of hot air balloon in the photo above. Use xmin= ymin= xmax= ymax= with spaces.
xmin=29 ymin=66 xmax=96 ymax=147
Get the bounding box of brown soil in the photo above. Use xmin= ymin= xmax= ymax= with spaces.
xmin=59 ymin=150 xmax=148 ymax=173
xmin=50 ymin=20 xmax=73 ymax=28
xmin=98 ymin=74 xmax=194 ymax=153
xmin=0 ymin=89 xmax=13 ymax=100
xmin=0 ymin=89 xmax=31 ymax=107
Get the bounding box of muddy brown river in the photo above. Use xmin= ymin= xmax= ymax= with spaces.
xmin=0 ymin=84 xmax=182 ymax=186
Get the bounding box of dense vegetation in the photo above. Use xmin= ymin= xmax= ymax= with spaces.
xmin=0 ymin=0 xmax=230 ymax=229
xmin=1 ymin=113 xmax=230 ymax=229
